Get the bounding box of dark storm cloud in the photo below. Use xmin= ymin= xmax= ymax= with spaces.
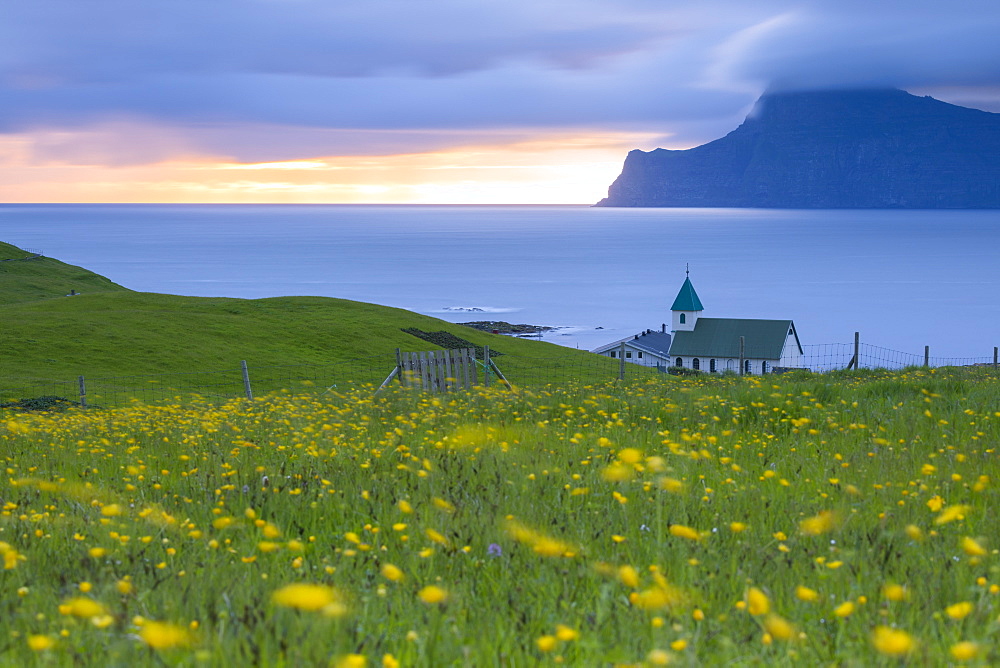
xmin=2 ymin=0 xmax=998 ymax=162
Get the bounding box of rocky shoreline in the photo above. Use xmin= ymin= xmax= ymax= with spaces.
xmin=460 ymin=321 xmax=553 ymax=335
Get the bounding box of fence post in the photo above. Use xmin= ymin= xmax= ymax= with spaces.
xmin=994 ymin=347 xmax=998 ymax=369
xmin=846 ymin=331 xmax=860 ymax=370
xmin=619 ymin=342 xmax=626 ymax=381
xmin=739 ymin=336 xmax=745 ymax=376
xmin=241 ymin=360 xmax=253 ymax=400
xmin=924 ymin=346 xmax=930 ymax=367
xmin=483 ymin=346 xmax=491 ymax=388
xmin=78 ymin=375 xmax=87 ymax=409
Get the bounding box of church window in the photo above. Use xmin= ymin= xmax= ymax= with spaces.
xmin=709 ymin=359 xmax=716 ymax=372
xmin=679 ymin=313 xmax=686 ymax=324
xmin=675 ymin=357 xmax=683 ymax=367
xmin=693 ymin=358 xmax=700 ymax=370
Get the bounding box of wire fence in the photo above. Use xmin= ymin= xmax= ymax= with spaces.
xmin=1 ymin=338 xmax=997 ymax=411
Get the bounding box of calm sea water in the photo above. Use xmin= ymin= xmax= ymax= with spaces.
xmin=1 ymin=204 xmax=998 ymax=358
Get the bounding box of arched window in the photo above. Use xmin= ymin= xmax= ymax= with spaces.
xmin=744 ymin=359 xmax=752 ymax=374
xmin=679 ymin=313 xmax=686 ymax=324
xmin=693 ymin=358 xmax=700 ymax=370
xmin=709 ymin=359 xmax=717 ymax=373
xmin=675 ymin=357 xmax=683 ymax=367
xmin=761 ymin=361 xmax=769 ymax=374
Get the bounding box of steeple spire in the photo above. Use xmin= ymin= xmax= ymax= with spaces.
xmin=670 ymin=270 xmax=703 ymax=332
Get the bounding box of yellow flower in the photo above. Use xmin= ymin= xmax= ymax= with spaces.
xmin=871 ymin=626 xmax=915 ymax=657
xmin=631 ymin=584 xmax=687 ymax=611
xmin=670 ymin=639 xmax=688 ymax=651
xmin=60 ymin=597 xmax=107 ymax=618
xmin=618 ymin=565 xmax=641 ymax=588
xmin=950 ymin=641 xmax=981 ymax=661
xmin=88 ymin=547 xmax=107 ymax=558
xmin=139 ymin=621 xmax=192 ymax=650
xmin=746 ymin=587 xmax=770 ymax=616
xmin=101 ymin=504 xmax=122 ymax=517
xmin=764 ymin=614 xmax=795 ymax=641
xmin=271 ymin=583 xmax=339 ymax=612
xmin=926 ymin=495 xmax=945 ymax=512
xmin=382 ymin=654 xmax=400 ymax=668
xmin=381 ymin=564 xmax=404 ymax=582
xmin=881 ymin=584 xmax=908 ymax=602
xmin=334 ymin=655 xmax=367 ymax=668
xmin=659 ymin=477 xmax=685 ymax=494
xmin=935 ymin=504 xmax=972 ymax=525
xmin=647 ymin=649 xmax=671 ymax=665
xmin=27 ymin=635 xmax=56 ymax=651
xmin=961 ymin=536 xmax=987 ymax=557
xmin=536 ymin=635 xmax=557 ymax=652
xmin=669 ymin=524 xmax=702 ymax=542
xmin=795 ymin=586 xmax=819 ymax=602
xmin=425 ymin=528 xmax=450 ymax=547
xmin=729 ymin=522 xmax=747 ymax=533
xmin=904 ymin=524 xmax=924 ymax=541
xmin=418 ymin=585 xmax=448 ymax=605
xmin=833 ymin=601 xmax=855 ymax=618
xmin=945 ymin=601 xmax=974 ymax=620
xmin=90 ymin=614 xmax=115 ymax=629
xmin=602 ymin=463 xmax=633 ymax=482
xmin=799 ymin=510 xmax=839 ymax=536
xmin=618 ymin=448 xmax=642 ymax=464
xmin=555 ymin=624 xmax=578 ymax=641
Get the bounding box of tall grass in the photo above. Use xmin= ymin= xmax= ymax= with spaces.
xmin=1 ymin=366 xmax=998 ymax=665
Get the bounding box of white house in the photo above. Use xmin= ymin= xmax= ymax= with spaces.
xmin=592 ymin=328 xmax=673 ymax=369
xmin=592 ymin=272 xmax=804 ymax=374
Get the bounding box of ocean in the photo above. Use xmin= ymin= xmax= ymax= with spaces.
xmin=1 ymin=204 xmax=998 ymax=359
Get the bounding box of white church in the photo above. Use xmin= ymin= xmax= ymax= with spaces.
xmin=593 ymin=273 xmax=804 ymax=374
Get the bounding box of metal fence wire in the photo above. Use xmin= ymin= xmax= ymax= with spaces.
xmin=1 ymin=338 xmax=997 ymax=410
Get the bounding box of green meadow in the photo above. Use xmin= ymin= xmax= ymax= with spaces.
xmin=2 ymin=367 xmax=1000 ymax=665
xmin=0 ymin=242 xmax=618 ymax=399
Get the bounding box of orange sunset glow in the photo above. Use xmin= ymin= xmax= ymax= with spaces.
xmin=0 ymin=129 xmax=663 ymax=204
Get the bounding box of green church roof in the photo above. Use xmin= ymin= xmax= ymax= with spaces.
xmin=670 ymin=277 xmax=704 ymax=311
xmin=668 ymin=318 xmax=801 ymax=360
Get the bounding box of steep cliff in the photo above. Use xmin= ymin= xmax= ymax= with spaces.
xmin=597 ymin=89 xmax=1000 ymax=208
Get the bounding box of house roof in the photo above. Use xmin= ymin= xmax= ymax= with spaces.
xmin=668 ymin=318 xmax=801 ymax=360
xmin=670 ymin=277 xmax=704 ymax=311
xmin=592 ymin=331 xmax=672 ymax=356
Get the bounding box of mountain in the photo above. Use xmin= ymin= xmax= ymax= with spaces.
xmin=596 ymin=88 xmax=1000 ymax=208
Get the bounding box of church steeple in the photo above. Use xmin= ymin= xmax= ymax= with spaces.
xmin=670 ymin=267 xmax=703 ymax=332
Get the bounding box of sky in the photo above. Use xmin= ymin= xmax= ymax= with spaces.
xmin=2 ymin=0 xmax=1000 ymax=204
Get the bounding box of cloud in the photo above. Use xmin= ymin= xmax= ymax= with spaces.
xmin=1 ymin=0 xmax=1000 ymax=169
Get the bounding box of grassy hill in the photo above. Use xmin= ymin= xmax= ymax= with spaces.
xmin=0 ymin=241 xmax=130 ymax=305
xmin=0 ymin=242 xmax=619 ymax=395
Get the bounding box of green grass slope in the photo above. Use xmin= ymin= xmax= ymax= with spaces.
xmin=0 ymin=241 xmax=130 ymax=305
xmin=0 ymin=241 xmax=618 ymax=388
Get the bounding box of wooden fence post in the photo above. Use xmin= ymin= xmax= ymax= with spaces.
xmin=924 ymin=346 xmax=930 ymax=367
xmin=78 ymin=375 xmax=87 ymax=409
xmin=241 ymin=360 xmax=253 ymax=400
xmin=619 ymin=342 xmax=626 ymax=381
xmin=846 ymin=331 xmax=860 ymax=370
xmin=994 ymin=347 xmax=998 ymax=369
xmin=739 ymin=336 xmax=745 ymax=376
xmin=483 ymin=346 xmax=491 ymax=388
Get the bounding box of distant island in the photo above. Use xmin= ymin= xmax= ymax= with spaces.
xmin=596 ymin=88 xmax=1000 ymax=208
